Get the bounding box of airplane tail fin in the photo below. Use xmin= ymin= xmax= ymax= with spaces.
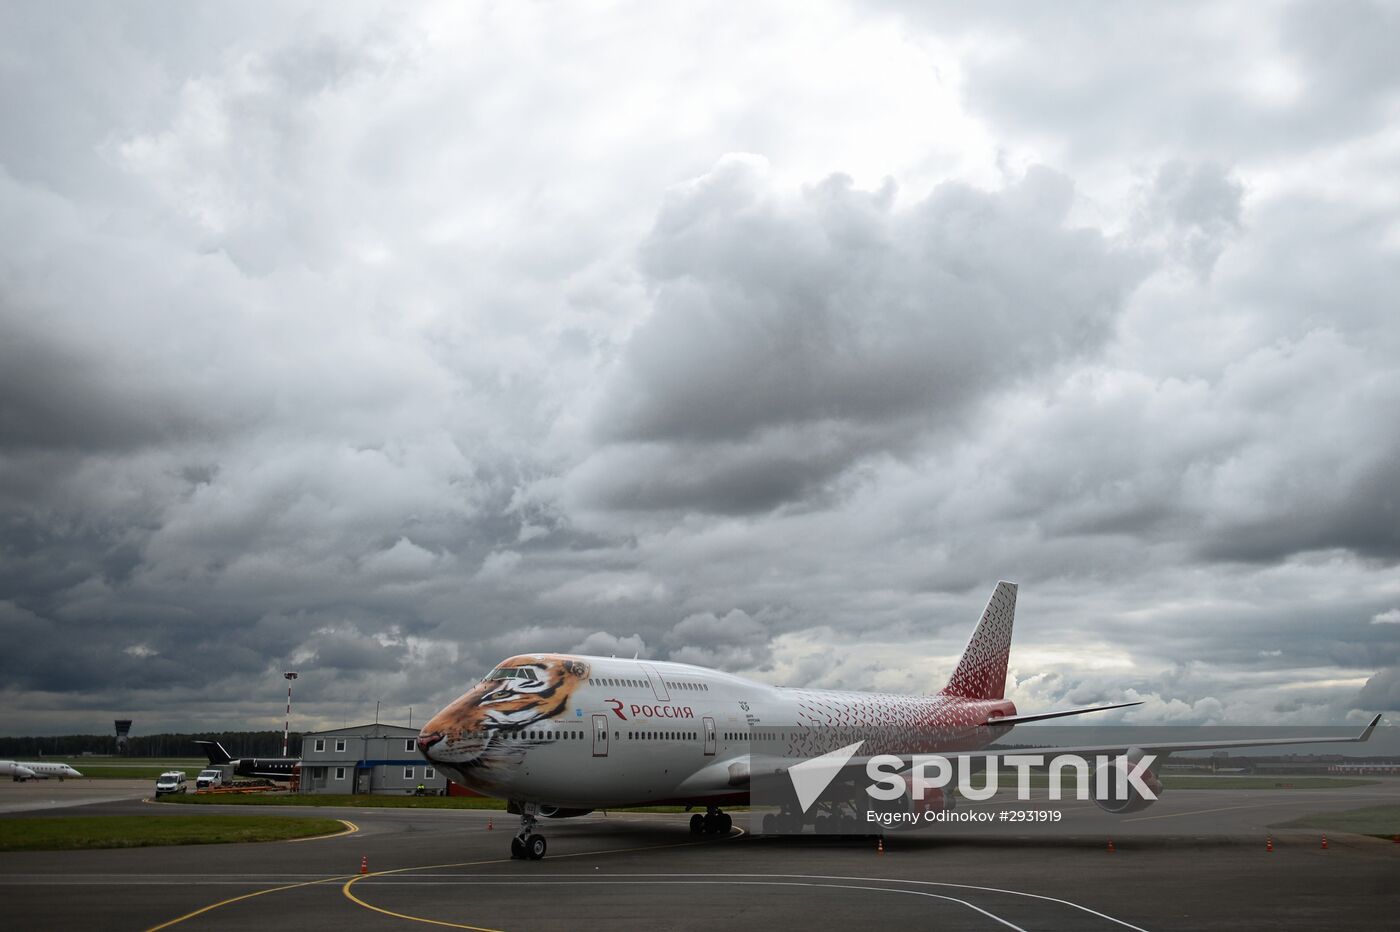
xmin=941 ymin=581 xmax=1017 ymax=700
xmin=194 ymin=740 xmax=233 ymax=765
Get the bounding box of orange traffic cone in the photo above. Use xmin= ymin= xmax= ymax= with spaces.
xmin=1107 ymin=838 xmax=1115 ymax=853
xmin=359 ymin=855 xmax=368 ymax=874
xmin=1321 ymin=834 xmax=1328 ymax=850
xmin=487 ymin=818 xmax=493 ymax=831
xmin=877 ymin=837 xmax=884 ymax=854
xmin=1266 ymin=835 xmax=1273 ymax=852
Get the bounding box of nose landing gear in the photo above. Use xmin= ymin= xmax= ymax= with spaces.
xmin=510 ymin=804 xmax=547 ymax=860
xmin=688 ymin=806 xmax=733 ymax=836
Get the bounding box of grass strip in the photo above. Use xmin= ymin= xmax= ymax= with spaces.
xmin=0 ymin=815 xmax=346 ymax=851
xmin=1274 ymin=804 xmax=1400 ymax=840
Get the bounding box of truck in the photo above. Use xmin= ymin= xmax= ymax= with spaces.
xmin=154 ymin=771 xmax=187 ymax=795
xmin=195 ymin=769 xmax=225 ymax=789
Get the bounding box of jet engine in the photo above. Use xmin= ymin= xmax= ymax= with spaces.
xmin=1089 ymin=748 xmax=1163 ymax=815
xmin=537 ymin=805 xmax=594 ymax=819
xmin=868 ymin=772 xmax=956 ymax=830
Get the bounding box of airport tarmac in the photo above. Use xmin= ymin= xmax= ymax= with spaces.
xmin=0 ymin=778 xmax=151 ymax=814
xmin=1 ymin=780 xmax=1397 ymax=931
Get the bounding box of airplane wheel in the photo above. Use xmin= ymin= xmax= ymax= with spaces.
xmin=719 ymin=813 xmax=732 ymax=833
xmin=761 ymin=813 xmax=777 ymax=834
xmin=526 ymin=834 xmax=547 ymax=860
xmin=689 ymin=813 xmax=704 ymax=835
xmin=510 ymin=836 xmax=526 ymax=859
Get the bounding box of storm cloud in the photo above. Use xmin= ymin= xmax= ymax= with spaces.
xmin=1 ymin=2 xmax=1396 ymax=734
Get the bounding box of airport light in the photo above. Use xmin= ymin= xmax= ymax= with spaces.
xmin=282 ymin=671 xmax=299 ymax=756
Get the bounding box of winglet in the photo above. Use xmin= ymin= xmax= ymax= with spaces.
xmin=1357 ymin=713 xmax=1382 ymax=742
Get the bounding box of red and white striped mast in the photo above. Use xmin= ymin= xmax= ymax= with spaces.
xmin=282 ymin=671 xmax=299 ymax=756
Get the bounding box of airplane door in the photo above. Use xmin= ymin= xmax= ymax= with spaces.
xmin=592 ymin=714 xmax=609 ymax=757
xmin=703 ymin=716 xmax=716 ymax=756
xmin=640 ymin=663 xmax=670 ymax=701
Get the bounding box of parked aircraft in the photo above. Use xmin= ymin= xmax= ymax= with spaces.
xmin=194 ymin=740 xmax=297 ymax=782
xmin=1 ymin=759 xmax=83 ymax=781
xmin=417 ymin=581 xmax=1382 ymax=860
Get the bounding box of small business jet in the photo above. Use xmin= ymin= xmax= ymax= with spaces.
xmin=193 ymin=740 xmax=297 ymax=782
xmin=1 ymin=759 xmax=83 ymax=781
xmin=418 ymin=582 xmax=1382 ymax=859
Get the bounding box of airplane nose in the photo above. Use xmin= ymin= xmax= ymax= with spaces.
xmin=417 ymin=732 xmax=444 ymax=756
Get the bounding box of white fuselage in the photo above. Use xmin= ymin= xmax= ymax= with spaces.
xmin=420 ymin=655 xmax=1008 ymax=809
xmin=1 ymin=760 xmax=83 ymax=781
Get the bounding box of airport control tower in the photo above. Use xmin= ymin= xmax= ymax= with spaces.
xmin=115 ymin=719 xmax=132 ymax=755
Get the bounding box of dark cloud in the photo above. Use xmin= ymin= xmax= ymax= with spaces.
xmin=1356 ymin=667 xmax=1400 ymax=711
xmin=576 ymin=159 xmax=1147 ymax=513
xmin=0 ymin=3 xmax=1396 ymax=734
xmin=1133 ymin=160 xmax=1243 ymax=279
xmin=666 ymin=608 xmax=774 ymax=671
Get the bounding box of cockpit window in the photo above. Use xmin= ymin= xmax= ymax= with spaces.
xmin=483 ymin=665 xmax=543 ymax=682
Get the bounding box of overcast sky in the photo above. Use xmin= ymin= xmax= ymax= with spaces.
xmin=2 ymin=1 xmax=1397 ymax=737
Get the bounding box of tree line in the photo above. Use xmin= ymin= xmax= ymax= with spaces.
xmin=0 ymin=731 xmax=304 ymax=758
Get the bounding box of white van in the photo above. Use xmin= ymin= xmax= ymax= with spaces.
xmin=154 ymin=771 xmax=187 ymax=795
xmin=195 ymin=769 xmax=224 ymax=789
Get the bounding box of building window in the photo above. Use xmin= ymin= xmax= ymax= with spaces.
xmin=335 ymin=739 xmax=346 ymax=752
xmin=313 ymin=738 xmax=325 ymax=752
xmin=425 ymin=767 xmax=435 ymax=779
xmin=404 ymin=766 xmax=415 ymax=780
xmin=405 ymin=739 xmax=415 ymax=752
xmin=334 ymin=767 xmax=346 ymax=780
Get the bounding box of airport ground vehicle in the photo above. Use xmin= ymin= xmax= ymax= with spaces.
xmin=195 ymin=769 xmax=224 ymax=789
xmin=154 ymin=771 xmax=187 ymax=795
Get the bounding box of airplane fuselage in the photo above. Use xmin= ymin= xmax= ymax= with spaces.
xmin=417 ymin=583 xmax=1381 ymax=862
xmin=419 ymin=654 xmax=1015 ymax=809
xmin=1 ymin=760 xmax=83 ymax=781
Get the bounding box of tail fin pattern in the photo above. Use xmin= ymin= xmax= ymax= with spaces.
xmin=194 ymin=740 xmax=233 ymax=765
xmin=943 ymin=581 xmax=1017 ymax=700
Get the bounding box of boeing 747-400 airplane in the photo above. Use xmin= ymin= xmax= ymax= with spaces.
xmin=417 ymin=582 xmax=1382 ymax=859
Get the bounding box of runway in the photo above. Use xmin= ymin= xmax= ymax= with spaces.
xmin=1 ymin=780 xmax=1397 ymax=931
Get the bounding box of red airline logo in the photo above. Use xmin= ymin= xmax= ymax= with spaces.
xmin=604 ymin=699 xmax=695 ymax=721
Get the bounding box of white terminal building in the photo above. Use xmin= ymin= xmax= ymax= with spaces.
xmin=298 ymin=723 xmax=446 ymax=795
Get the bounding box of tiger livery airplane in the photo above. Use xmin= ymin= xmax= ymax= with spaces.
xmin=417 ymin=582 xmax=1382 ymax=860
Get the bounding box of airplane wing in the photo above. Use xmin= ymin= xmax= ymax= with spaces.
xmin=979 ymin=712 xmax=1383 ymax=761
xmin=985 ymin=700 xmax=1143 ymax=726
xmin=754 ymin=714 xmax=1384 ymax=786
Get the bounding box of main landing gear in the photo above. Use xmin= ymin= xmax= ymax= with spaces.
xmin=688 ymin=806 xmax=733 ymax=836
xmin=510 ymin=805 xmax=548 ymax=860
